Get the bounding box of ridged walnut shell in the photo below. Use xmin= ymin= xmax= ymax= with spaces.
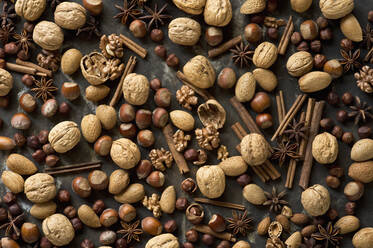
xmin=172 ymin=0 xmax=206 ymax=15
xmin=110 ymin=138 xmax=140 ymax=169
xmin=24 ymin=173 xmax=56 ymax=203
xmin=312 ymin=132 xmax=338 ymax=164
xmin=80 ymin=52 xmax=109 ymax=85
xmin=42 ymin=214 xmax=75 ymax=246
xmin=286 ymin=51 xmax=314 ymax=77
xmin=145 ymin=234 xmax=179 ymax=248
xmin=197 ymin=99 xmax=226 ymax=129
xmin=253 ymin=42 xmax=278 ymax=69
xmin=240 ymin=0 xmax=266 ymax=14
xmin=319 ymin=0 xmax=354 ymax=19
xmin=54 ymin=2 xmax=86 ymax=30
xmin=240 ymin=133 xmax=271 ymax=166
xmin=0 ymin=68 xmax=13 ymax=96
xmin=122 ymin=73 xmax=150 ymax=106
xmin=48 ymin=121 xmax=81 ymax=153
xmin=196 ymin=165 xmax=225 ymax=199
xmin=183 ymin=55 xmax=215 ymax=89
xmin=301 ymin=184 xmax=330 ymax=216
xmin=15 ymin=0 xmax=46 ymax=21
xmin=33 ymin=21 xmax=64 ymax=50
xmin=204 ymin=0 xmax=232 ymax=27
xmin=168 ymin=17 xmax=201 ymax=46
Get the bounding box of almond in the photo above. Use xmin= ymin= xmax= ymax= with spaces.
xmin=335 ymin=215 xmax=360 ymax=234
xmin=218 ymin=156 xmax=248 ymax=177
xmin=30 ymin=201 xmax=57 ymax=219
xmin=340 ymin=14 xmax=363 ymax=42
xmin=6 ymin=153 xmax=37 ymax=175
xmin=240 ymin=0 xmax=266 ymax=14
xmin=351 ymin=138 xmax=373 ymax=162
xmin=257 ymin=216 xmax=271 ymax=235
xmin=353 ymin=227 xmax=373 ymax=248
xmin=235 ymin=72 xmax=256 ymax=102
xmin=285 ymin=231 xmax=302 ymax=248
xmin=1 ymin=170 xmax=24 ymax=193
xmin=114 ymin=183 xmax=145 ymax=204
xmin=81 ymin=114 xmax=102 ymax=143
xmin=243 ymin=184 xmax=266 ymax=205
xmin=301 ymin=224 xmax=316 ymax=237
xmin=276 ymin=215 xmax=290 ymax=232
xmin=348 ymin=161 xmax=373 ymax=183
xmin=159 ymin=186 xmax=176 ymax=214
xmin=85 ymin=85 xmax=110 ymax=102
xmin=170 ymin=110 xmax=195 ymax=131
xmin=290 ymin=213 xmax=309 ymax=226
xmin=298 ymin=71 xmax=332 ymax=93
xmin=77 ymin=204 xmax=101 ymax=228
xmin=253 ymin=68 xmax=278 ymax=92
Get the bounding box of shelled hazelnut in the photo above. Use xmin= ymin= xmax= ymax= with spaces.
xmin=336 ymin=110 xmax=348 ymax=123
xmin=92 ymin=200 xmax=105 ymax=215
xmin=164 ymin=219 xmax=177 ymax=233
xmin=58 ymin=189 xmax=71 ymax=203
xmin=332 ymin=125 xmax=343 ymax=139
xmin=327 ymin=91 xmax=339 ymax=106
xmin=176 ymin=197 xmax=189 ymax=211
xmin=358 ymin=126 xmax=372 ymax=138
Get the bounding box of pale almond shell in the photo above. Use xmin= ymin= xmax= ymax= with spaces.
xmin=170 ymin=110 xmax=195 ymax=131
xmin=159 ymin=186 xmax=176 ymax=214
xmin=81 ymin=114 xmax=102 ymax=143
xmin=6 ymin=153 xmax=37 ymax=175
xmin=340 ymin=14 xmax=363 ymax=42
xmin=335 ymin=215 xmax=360 ymax=234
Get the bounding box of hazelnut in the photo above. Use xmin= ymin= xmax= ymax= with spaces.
xmin=205 ymin=26 xmax=223 ymax=46
xmin=100 ymin=208 xmax=118 ymax=227
xmin=176 ymin=197 xmax=189 ymax=211
xmin=244 ymin=23 xmax=262 ymax=43
xmin=92 ymin=200 xmax=105 ymax=215
xmin=186 ymin=229 xmax=199 ymax=243
xmin=21 ymin=222 xmax=40 ymax=244
xmin=336 ymin=110 xmax=348 ymax=123
xmin=314 ymin=54 xmax=327 ymax=69
xmin=58 ymin=189 xmax=71 ymax=203
xmin=22 ymin=74 xmax=34 ymax=87
xmin=59 ymin=102 xmax=70 ymax=114
xmin=310 ymin=40 xmax=322 ymax=53
xmin=72 ymin=176 xmax=91 ymax=198
xmin=137 ymin=129 xmax=155 ymax=147
xmin=329 ymin=167 xmax=344 ymax=178
xmin=154 ymin=45 xmax=167 ymax=59
xmin=136 ymin=159 xmax=152 ymax=179
xmin=19 ymin=93 xmax=36 ymax=112
xmin=150 ymin=78 xmax=162 ymax=91
xmin=340 ymin=38 xmax=353 ymax=51
xmin=323 ymin=59 xmax=343 ymax=79
xmin=119 ymin=103 xmax=135 ymax=122
xmin=181 ymin=178 xmax=197 ymax=194
xmin=291 ymin=31 xmax=302 ymax=45
xmin=251 ymin=14 xmax=264 ymax=24
xmin=0 ymin=96 xmax=9 ymax=108
xmin=27 ymin=135 xmax=40 ymax=149
xmin=11 ymin=112 xmax=31 ymax=130
xmin=341 ymin=92 xmax=353 ymax=105
xmin=325 ymin=175 xmax=340 ymax=189
xmin=4 ymin=42 xmax=19 ymax=55
xmin=166 ymin=53 xmax=179 ymax=68
xmin=129 ymin=20 xmax=147 ymax=38
xmin=316 ymin=16 xmax=328 ymax=29
xmin=300 ymin=20 xmax=319 ymax=40
xmin=119 ymin=123 xmax=137 ymax=138
xmin=267 ymin=27 xmax=278 ymax=40
xmin=342 ymin=132 xmax=354 ymax=144
xmin=320 ymin=118 xmax=334 ymax=131
xmin=32 ymin=149 xmax=46 ymax=163
xmin=358 ymin=126 xmax=372 ymax=139
xmin=63 ymin=205 xmax=77 ymax=218
xmin=250 ymin=92 xmax=271 ymax=113
xmin=141 ymin=216 xmax=162 ymax=236
xmin=163 ymin=219 xmax=177 ymax=233
xmin=202 ymin=234 xmax=215 ymax=246
xmin=327 ymin=208 xmax=338 ymax=220
xmin=150 ymin=29 xmax=164 ymax=42
xmin=14 ymin=133 xmax=26 ymax=147
xmin=41 ymin=99 xmax=58 ymax=117
xmin=297 ymin=41 xmax=309 ymax=51
xmin=217 ymin=241 xmax=230 ymax=248
xmin=61 ymin=82 xmax=80 ymax=100
xmin=82 ymin=0 xmax=103 ymax=15
xmin=152 ymin=107 xmax=169 ymax=128
xmin=1 ymin=237 xmax=20 ymax=248
xmin=217 ymin=67 xmax=236 ymax=89
xmin=118 ymin=203 xmax=136 ymax=222
xmin=88 ymin=170 xmax=108 ymax=190
xmin=186 ymin=203 xmax=204 ymax=224
xmin=38 ymin=130 xmax=49 ymax=144
xmin=320 ymin=28 xmax=332 ymax=40
xmin=135 ymin=109 xmax=152 ymax=129
xmin=236 ymin=174 xmax=252 ymax=186
xmin=154 ymin=88 xmax=171 ymax=107
xmin=146 ymin=171 xmax=165 ymax=188
xmin=99 ymin=230 xmax=116 ymax=245
xmin=345 ymin=201 xmax=357 ymax=215
xmin=43 ymin=143 xmax=55 ymax=154
xmin=327 ymin=91 xmax=339 ymax=106
xmin=208 ymin=214 xmax=226 ymax=233
xmin=344 ymin=181 xmax=364 ymax=201
xmin=184 ymin=148 xmax=198 ymax=161
xmin=256 ymin=113 xmax=273 ymax=129
xmin=94 ymin=135 xmax=113 ymax=156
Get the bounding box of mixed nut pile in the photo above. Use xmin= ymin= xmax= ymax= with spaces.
xmin=1 ymin=0 xmax=373 ymax=247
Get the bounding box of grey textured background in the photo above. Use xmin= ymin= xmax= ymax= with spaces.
xmin=1 ymin=0 xmax=373 ymax=247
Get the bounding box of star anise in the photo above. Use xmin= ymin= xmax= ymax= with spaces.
xmin=363 ymin=24 xmax=373 ymax=50
xmin=263 ymin=187 xmax=288 ymax=213
xmin=340 ymin=49 xmax=362 ymax=72
xmin=140 ymin=3 xmax=171 ymax=29
xmin=312 ymin=222 xmax=342 ymax=248
xmin=113 ymin=0 xmax=141 ymax=26
xmin=31 ymin=77 xmax=58 ymax=102
xmin=76 ymin=15 xmax=101 ymax=38
xmin=301 ymin=237 xmax=323 ymax=248
xmin=13 ymin=29 xmax=33 ymax=55
xmin=348 ymin=96 xmax=373 ymax=125
xmin=283 ymin=119 xmax=308 ymax=143
xmin=0 ymin=1 xmax=16 ymax=28
xmin=0 ymin=23 xmax=13 ymax=44
xmin=227 ymin=210 xmax=253 ymax=236
xmin=48 ymin=0 xmax=64 ymax=9
xmin=0 ymin=211 xmax=24 ymax=238
xmin=272 ymin=141 xmax=301 ymax=167
xmin=117 ymin=220 xmax=143 ymax=244
xmin=230 ymin=42 xmax=254 ymax=68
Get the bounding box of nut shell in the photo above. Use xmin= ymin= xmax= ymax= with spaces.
xmin=1 ymin=170 xmax=24 ymax=194
xmin=168 ymin=17 xmax=201 ymax=46
xmin=80 ymin=52 xmax=109 ymax=85
xmin=301 ymin=184 xmax=330 ymax=216
xmin=96 ymin=104 xmax=117 ymax=130
xmin=114 ymin=183 xmax=145 ymax=204
xmin=42 ymin=214 xmax=75 ymax=246
xmin=77 ymin=204 xmax=101 ymax=228
xmin=340 ymin=14 xmax=363 ymax=42
xmin=348 ymin=161 xmax=373 ymax=183
xmin=312 ymin=132 xmax=338 ymax=164
xmin=54 ymin=2 xmax=86 ymax=30
xmin=240 ymin=0 xmax=266 ymax=14
xmin=335 ymin=215 xmax=360 ymax=234
xmin=170 ymin=110 xmax=195 ymax=131
xmin=61 ymin=49 xmax=83 ymax=75
xmin=159 ymin=186 xmax=176 ymax=214
xmin=183 ymin=55 xmax=215 ymax=89
xmin=218 ymin=156 xmax=248 ymax=176
xmin=298 ymin=71 xmax=332 ymax=93
xmin=145 ymin=233 xmax=179 ymax=248
xmin=0 ymin=68 xmax=13 ymax=96
xmin=353 ymin=227 xmax=373 ymax=248
xmin=24 ymin=173 xmax=56 ymax=203
xmin=108 ymin=169 xmax=130 ymax=194
xmin=85 ymin=85 xmax=110 ymax=102
xmin=204 ymin=0 xmax=232 ymax=27
xmin=196 ymin=165 xmax=225 ymax=199
xmin=253 ymin=42 xmax=278 ymax=69
xmin=286 ymin=51 xmax=314 ymax=77
xmin=319 ymin=0 xmax=354 ymax=19
xmin=6 ymin=153 xmax=37 ymax=175
xmin=15 ymin=0 xmax=46 ymax=21
xmin=240 ymin=133 xmax=271 ymax=166
xmin=110 ymin=138 xmax=140 ymax=169
xmin=351 ymin=138 xmax=373 ymax=162
xmin=122 ymin=73 xmax=150 ymax=105
xmin=253 ymin=68 xmax=278 ymax=92
xmin=33 ymin=21 xmax=64 ymax=50
xmin=81 ymin=114 xmax=101 ymax=143
xmin=243 ymin=184 xmax=266 ymax=205
xmin=172 ymin=0 xmax=206 ymax=14
xmin=235 ymin=72 xmax=256 ymax=102
xmin=30 ymin=201 xmax=57 ymax=219
xmin=48 ymin=121 xmax=81 ymax=153
xmin=197 ymin=99 xmax=226 ymax=129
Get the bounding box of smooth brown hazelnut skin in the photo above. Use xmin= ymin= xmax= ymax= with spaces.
xmin=154 ymin=45 xmax=167 ymax=59
xmin=119 ymin=123 xmax=137 ymax=138
xmin=344 ymin=181 xmax=364 ymax=201
xmin=300 ymin=20 xmax=319 ymax=40
xmin=100 ymin=208 xmax=118 ymax=227
xmin=59 ymin=102 xmax=70 ymax=114
xmin=185 ymin=229 xmax=199 ymax=243
xmin=342 ymin=132 xmax=354 ymax=144
xmin=88 ymin=170 xmax=108 ymax=190
xmin=22 ymin=74 xmax=33 ymax=87
xmin=342 ymin=92 xmax=353 ymax=105
xmin=176 ymin=197 xmax=189 ymax=211
xmin=1 ymin=237 xmax=20 ymax=248
xmin=119 ymin=103 xmax=135 ymax=122
xmin=72 ymin=176 xmax=91 ymax=198
xmin=141 ymin=217 xmax=162 ymax=236
xmin=129 ymin=20 xmax=147 ymax=38
xmin=244 ymin=23 xmax=262 ymax=43
xmin=217 ymin=67 xmax=236 ymax=89
xmin=336 ymin=110 xmax=348 ymax=123
xmin=291 ymin=31 xmax=302 ymax=45
xmin=345 ymin=201 xmax=356 ymax=215
xmin=82 ymin=0 xmax=103 ymax=16
xmin=205 ymin=26 xmax=223 ymax=46
xmin=58 ymin=189 xmax=71 ymax=203
xmin=164 ymin=219 xmax=177 ymax=233
xmin=332 ymin=125 xmax=343 ymax=139
xmin=208 ymin=214 xmax=226 ymax=233
xmin=250 ymin=92 xmax=271 ymax=113
xmin=154 ymin=88 xmax=171 ymax=107
xmin=118 ymin=203 xmax=136 ymax=222
xmin=256 ymin=113 xmax=273 ymax=129
xmin=19 ymin=93 xmax=36 ymax=113
xmin=323 ymin=59 xmax=343 ymax=79
xmin=150 ymin=29 xmax=164 ymax=42
xmin=326 ymin=176 xmax=340 ymax=189
xmin=41 ymin=99 xmax=58 ymax=117
xmin=150 ymin=78 xmax=162 ymax=91
xmin=184 ymin=148 xmax=198 ymax=161
xmin=21 ymin=222 xmax=40 ymax=244
xmin=0 ymin=96 xmax=9 ymax=108
xmin=166 ymin=53 xmax=179 ymax=68
xmin=45 ymin=154 xmax=59 ymax=167
xmin=137 ymin=129 xmax=155 ymax=147
xmin=92 ymin=199 xmax=105 ymax=215
xmin=358 ymin=126 xmax=372 ymax=139
xmin=314 ymin=54 xmax=327 ymax=69
xmin=152 ymin=107 xmax=169 ymax=128
xmin=329 ymin=167 xmax=344 ymax=178
xmin=61 ymin=82 xmax=80 ymax=100
xmin=135 ymin=109 xmax=152 ymax=129
xmin=11 ymin=112 xmax=31 ymax=130
xmin=94 ymin=135 xmax=113 ymax=156
xmin=136 ymin=159 xmax=152 ymax=179
xmin=320 ymin=118 xmax=334 ymax=130
xmin=146 ymin=171 xmax=165 ymax=188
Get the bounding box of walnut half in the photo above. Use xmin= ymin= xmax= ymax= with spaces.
xmin=197 ymin=99 xmax=226 ymax=129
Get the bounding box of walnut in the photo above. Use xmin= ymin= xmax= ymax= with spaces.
xmin=266 ymin=237 xmax=285 ymax=248
xmin=197 ymin=99 xmax=226 ymax=129
xmin=149 ymin=148 xmax=173 ymax=171
xmin=143 ymin=193 xmax=162 ymax=218
xmin=264 ymin=17 xmax=286 ymax=28
xmin=194 ymin=149 xmax=207 ymax=165
xmin=217 ymin=145 xmax=228 ymax=161
xmin=99 ymin=34 xmax=124 ymax=59
xmin=240 ymin=133 xmax=271 ymax=166
xmin=173 ymin=129 xmax=191 ymax=152
xmin=195 ymin=124 xmax=220 ymax=150
xmin=176 ymin=85 xmax=198 ymax=110
xmin=37 ymin=50 xmax=61 ymax=73
xmin=81 ymin=52 xmax=110 ymax=85
xmin=107 ymin=58 xmax=125 ymax=81
xmin=312 ymin=132 xmax=338 ymax=164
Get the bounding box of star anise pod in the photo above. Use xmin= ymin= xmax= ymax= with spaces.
xmin=283 ymin=119 xmax=308 ymax=143
xmin=0 ymin=23 xmax=13 ymax=44
xmin=113 ymin=0 xmax=141 ymax=26
xmin=272 ymin=141 xmax=301 ymax=167
xmin=301 ymin=237 xmax=323 ymax=248
xmin=0 ymin=1 xmax=16 ymax=28
xmin=339 ymin=49 xmax=362 ymax=72
xmin=263 ymin=187 xmax=288 ymax=213
xmin=76 ymin=15 xmax=101 ymax=38
xmin=0 ymin=211 xmax=24 ymax=238
xmin=117 ymin=220 xmax=143 ymax=244
xmin=227 ymin=210 xmax=253 ymax=237
xmin=31 ymin=77 xmax=58 ymax=102
xmin=230 ymin=42 xmax=254 ymax=68
xmin=363 ymin=24 xmax=373 ymax=50
xmin=13 ymin=29 xmax=33 ymax=55
xmin=348 ymin=96 xmax=373 ymax=125
xmin=312 ymin=222 xmax=342 ymax=248
xmin=140 ymin=3 xmax=171 ymax=29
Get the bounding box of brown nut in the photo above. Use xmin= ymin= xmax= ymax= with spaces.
xmin=326 ymin=175 xmax=340 ymax=189
xmin=88 ymin=170 xmax=108 ymax=190
xmin=82 ymin=0 xmax=102 ymax=15
xmin=154 ymin=88 xmax=171 ymax=108
xmin=129 ymin=20 xmax=147 ymax=38
xmin=208 ymin=214 xmax=226 ymax=233
xmin=205 ymin=26 xmax=223 ymax=46
xmin=72 ymin=176 xmax=91 ymax=198
xmin=61 ymin=82 xmax=80 ymax=100
xmin=256 ymin=113 xmax=273 ymax=129
xmin=137 ymin=129 xmax=155 ymax=147
xmin=344 ymin=181 xmax=364 ymax=201
xmin=323 ymin=59 xmax=343 ymax=79
xmin=186 ymin=203 xmax=204 ymax=225
xmin=244 ymin=23 xmax=262 ymax=43
xmin=41 ymin=99 xmax=58 ymax=118
xmin=152 ymin=107 xmax=169 ymax=128
xmin=19 ymin=93 xmax=36 ymax=112
xmin=100 ymin=208 xmax=118 ymax=227
xmin=118 ymin=203 xmax=136 ymax=222
xmin=250 ymin=92 xmax=271 ymax=113
xmin=119 ymin=103 xmax=135 ymax=122
xmin=141 ymin=216 xmax=162 ymax=236
xmin=1 ymin=237 xmax=20 ymax=248
xmin=217 ymin=67 xmax=236 ymax=89
xmin=119 ymin=123 xmax=137 ymax=138
xmin=11 ymin=112 xmax=31 ymax=130
xmin=146 ymin=171 xmax=165 ymax=188
xmin=300 ymin=20 xmax=319 ymax=40
xmin=0 ymin=136 xmax=16 ymax=150
xmin=136 ymin=159 xmax=152 ymax=179
xmin=135 ymin=109 xmax=152 ymax=129
xmin=21 ymin=222 xmax=40 ymax=244
xmin=94 ymin=135 xmax=112 ymax=156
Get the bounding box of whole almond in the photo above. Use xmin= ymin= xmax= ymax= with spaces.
xmin=170 ymin=110 xmax=195 ymax=131
xmin=168 ymin=17 xmax=201 ymax=46
xmin=77 ymin=204 xmax=101 ymax=228
xmin=159 ymin=186 xmax=176 ymax=214
xmin=351 ymin=138 xmax=373 ymax=162
xmin=301 ymin=224 xmax=316 ymax=237
xmin=290 ymin=213 xmax=309 ymax=226
xmin=348 ymin=161 xmax=373 ymax=183
xmin=257 ymin=216 xmax=271 ymax=235
xmin=276 ymin=215 xmax=290 ymax=232
xmin=298 ymin=71 xmax=332 ymax=93
xmin=340 ymin=14 xmax=363 ymax=42
xmin=335 ymin=215 xmax=360 ymax=234
xmin=218 ymin=156 xmax=248 ymax=177
xmin=30 ymin=201 xmax=57 ymax=219
xmin=253 ymin=68 xmax=278 ymax=92
xmin=85 ymin=85 xmax=110 ymax=102
xmin=353 ymin=227 xmax=373 ymax=248
xmin=253 ymin=42 xmax=278 ymax=69
xmin=1 ymin=170 xmax=24 ymax=193
xmin=114 ymin=183 xmax=145 ymax=204
xmin=291 ymin=0 xmax=312 ymax=13
xmin=240 ymin=0 xmax=266 ymax=14
xmin=0 ymin=136 xmax=16 ymax=150
xmin=108 ymin=169 xmax=130 ymax=195
xmin=319 ymin=0 xmax=354 ymax=19
xmin=243 ymin=184 xmax=266 ymax=205
xmin=285 ymin=231 xmax=302 ymax=248
xmin=96 ymin=105 xmax=117 ymax=130
xmin=235 ymin=72 xmax=256 ymax=102
xmin=6 ymin=153 xmax=37 ymax=175
xmin=81 ymin=114 xmax=102 ymax=143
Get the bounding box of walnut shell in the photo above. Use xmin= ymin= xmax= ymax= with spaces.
xmin=42 ymin=214 xmax=75 ymax=246
xmin=196 ymin=165 xmax=225 ymax=199
xmin=110 ymin=138 xmax=140 ymax=169
xmin=24 ymin=173 xmax=56 ymax=203
xmin=0 ymin=68 xmax=13 ymax=96
xmin=235 ymin=72 xmax=256 ymax=102
xmin=172 ymin=0 xmax=206 ymax=15
xmin=312 ymin=132 xmax=338 ymax=164
xmin=15 ymin=0 xmax=46 ymax=21
xmin=145 ymin=234 xmax=179 ymax=248
xmin=301 ymin=184 xmax=330 ymax=216
xmin=240 ymin=0 xmax=266 ymax=14
xmin=183 ymin=55 xmax=215 ymax=89
xmin=204 ymin=0 xmax=232 ymax=27
xmin=122 ymin=73 xmax=150 ymax=106
xmin=286 ymin=51 xmax=314 ymax=77
xmin=168 ymin=17 xmax=201 ymax=46
xmin=80 ymin=114 xmax=102 ymax=143
xmin=33 ymin=21 xmax=64 ymax=50
xmin=240 ymin=133 xmax=271 ymax=166
xmin=48 ymin=121 xmax=81 ymax=153
xmin=54 ymin=2 xmax=86 ymax=30
xmin=253 ymin=42 xmax=278 ymax=69
xmin=197 ymin=99 xmax=226 ymax=129
xmin=81 ymin=52 xmax=109 ymax=85
xmin=319 ymin=0 xmax=354 ymax=19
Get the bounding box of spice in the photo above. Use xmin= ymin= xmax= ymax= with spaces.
xmin=230 ymin=42 xmax=254 ymax=68
xmin=363 ymin=24 xmax=373 ymax=49
xmin=117 ymin=220 xmax=143 ymax=243
xmin=227 ymin=210 xmax=252 ymax=236
xmin=31 ymin=77 xmax=58 ymax=102
xmin=0 ymin=2 xmax=16 ymax=27
xmin=283 ymin=119 xmax=308 ymax=143
xmin=0 ymin=24 xmax=14 ymax=44
xmin=278 ymin=16 xmax=294 ymax=55
xmin=263 ymin=187 xmax=288 ymax=212
xmin=0 ymin=211 xmax=24 ymax=238
xmin=311 ymin=222 xmax=342 ymax=247
xmin=140 ymin=3 xmax=170 ymax=29
xmin=208 ymin=35 xmax=242 ymax=58
xmin=13 ymin=29 xmax=33 ymax=55
xmin=339 ymin=49 xmax=361 ymax=72
xmin=76 ymin=15 xmax=101 ymax=37
xmin=113 ymin=0 xmax=141 ymax=25
xmin=348 ymin=96 xmax=373 ymax=124
xmin=194 ymin=197 xmax=245 ymax=211
xmin=272 ymin=141 xmax=300 ymax=166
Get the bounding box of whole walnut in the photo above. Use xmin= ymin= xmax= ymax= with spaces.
xmin=253 ymin=42 xmax=278 ymax=69
xmin=122 ymin=73 xmax=150 ymax=106
xmin=196 ymin=165 xmax=225 ymax=199
xmin=319 ymin=0 xmax=354 ymax=19
xmin=15 ymin=0 xmax=46 ymax=21
xmin=42 ymin=214 xmax=75 ymax=246
xmin=172 ymin=0 xmax=206 ymax=15
xmin=240 ymin=133 xmax=271 ymax=166
xmin=24 ymin=173 xmax=57 ymax=203
xmin=48 ymin=121 xmax=81 ymax=153
xmin=33 ymin=21 xmax=64 ymax=50
xmin=301 ymin=184 xmax=330 ymax=216
xmin=0 ymin=68 xmax=13 ymax=96
xmin=286 ymin=51 xmax=314 ymax=77
xmin=183 ymin=55 xmax=215 ymax=89
xmin=110 ymin=138 xmax=141 ymax=169
xmin=204 ymin=0 xmax=232 ymax=27
xmin=312 ymin=132 xmax=338 ymax=164
xmin=145 ymin=233 xmax=179 ymax=248
xmin=168 ymin=17 xmax=201 ymax=46
xmin=54 ymin=2 xmax=87 ymax=30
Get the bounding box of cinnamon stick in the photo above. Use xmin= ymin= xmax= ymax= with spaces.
xmin=162 ymin=124 xmax=190 ymax=174
xmin=299 ymin=98 xmax=315 ymax=157
xmin=119 ymin=34 xmax=147 ymax=58
xmin=278 ymin=16 xmax=294 ymax=55
xmin=208 ymin=35 xmax=242 ymax=58
xmin=109 ymin=56 xmax=137 ymax=107
xmin=299 ymin=101 xmax=325 ymax=189
xmin=16 ymin=59 xmax=53 ymax=77
xmin=192 ymin=225 xmax=236 ymax=242
xmin=6 ymin=62 xmax=37 ymax=75
xmin=176 ymin=71 xmax=214 ymax=101
xmin=45 ymin=161 xmax=102 ymax=171
xmin=194 ymin=198 xmax=245 ymax=211
xmin=45 ymin=164 xmax=101 ymax=175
